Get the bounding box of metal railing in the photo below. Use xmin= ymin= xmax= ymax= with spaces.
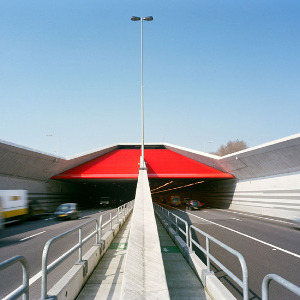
xmin=262 ymin=274 xmax=300 ymax=300
xmin=154 ymin=203 xmax=248 ymax=299
xmin=189 ymin=225 xmax=249 ymax=300
xmin=154 ymin=203 xmax=300 ymax=300
xmin=0 ymin=255 xmax=29 ymax=300
xmin=41 ymin=200 xmax=134 ymax=299
xmin=154 ymin=203 xmax=189 ymax=244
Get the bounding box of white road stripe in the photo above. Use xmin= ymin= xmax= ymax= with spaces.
xmin=218 ymin=209 xmax=295 ymax=226
xmin=20 ymin=231 xmax=46 ymax=241
xmin=29 ymin=270 xmax=42 ymax=285
xmin=172 ymin=207 xmax=300 ymax=259
xmin=230 ymin=217 xmax=242 ymax=221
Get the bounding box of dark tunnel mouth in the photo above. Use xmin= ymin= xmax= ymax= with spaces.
xmin=52 ymin=177 xmax=236 ymax=209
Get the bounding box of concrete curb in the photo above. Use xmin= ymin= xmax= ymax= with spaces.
xmin=157 ymin=215 xmax=236 ymax=300
xmin=47 ymin=213 xmax=132 ymax=300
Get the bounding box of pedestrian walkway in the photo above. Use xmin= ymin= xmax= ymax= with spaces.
xmin=76 ymin=215 xmax=131 ymax=300
xmin=76 ymin=213 xmax=210 ymax=300
xmin=156 ymin=216 xmax=211 ymax=300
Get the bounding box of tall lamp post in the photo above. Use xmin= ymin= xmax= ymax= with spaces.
xmin=131 ymin=16 xmax=153 ymax=170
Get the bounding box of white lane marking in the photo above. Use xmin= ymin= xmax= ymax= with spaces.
xmin=172 ymin=207 xmax=300 ymax=259
xmin=44 ymin=217 xmax=54 ymax=221
xmin=20 ymin=231 xmax=46 ymax=241
xmin=218 ymin=209 xmax=295 ymax=226
xmin=230 ymin=217 xmax=242 ymax=221
xmin=29 ymin=270 xmax=42 ymax=285
xmin=29 ymin=247 xmax=70 ymax=285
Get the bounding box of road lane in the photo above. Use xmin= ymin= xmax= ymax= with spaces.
xmin=163 ymin=205 xmax=300 ymax=300
xmin=0 ymin=208 xmax=115 ymax=299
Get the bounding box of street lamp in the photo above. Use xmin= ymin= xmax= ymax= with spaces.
xmin=131 ymin=16 xmax=153 ymax=170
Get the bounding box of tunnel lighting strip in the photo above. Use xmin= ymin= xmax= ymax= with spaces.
xmin=150 ymin=181 xmax=173 ymax=192
xmin=151 ymin=181 xmax=204 ymax=194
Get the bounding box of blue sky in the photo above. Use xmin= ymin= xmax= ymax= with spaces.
xmin=1 ymin=1 xmax=299 ymax=157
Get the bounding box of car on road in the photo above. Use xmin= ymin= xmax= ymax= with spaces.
xmin=54 ymin=203 xmax=80 ymax=220
xmin=291 ymin=216 xmax=300 ymax=229
xmin=187 ymin=200 xmax=204 ymax=210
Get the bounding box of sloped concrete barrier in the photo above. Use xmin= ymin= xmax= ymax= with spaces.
xmin=120 ymin=170 xmax=170 ymax=299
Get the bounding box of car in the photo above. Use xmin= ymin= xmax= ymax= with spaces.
xmin=54 ymin=203 xmax=80 ymax=220
xmin=187 ymin=200 xmax=204 ymax=210
xmin=291 ymin=217 xmax=300 ymax=229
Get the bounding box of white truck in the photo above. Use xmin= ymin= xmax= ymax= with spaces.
xmin=0 ymin=190 xmax=28 ymax=227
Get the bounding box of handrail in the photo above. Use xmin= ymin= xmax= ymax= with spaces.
xmin=154 ymin=203 xmax=189 ymax=245
xmin=262 ymin=274 xmax=300 ymax=300
xmin=41 ymin=218 xmax=98 ymax=299
xmin=0 ymin=255 xmax=29 ymax=300
xmin=154 ymin=203 xmax=248 ymax=299
xmin=190 ymin=225 xmax=249 ymax=299
xmin=41 ymin=200 xmax=134 ymax=300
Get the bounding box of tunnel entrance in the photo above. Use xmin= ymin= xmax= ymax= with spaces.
xmin=52 ymin=145 xmax=235 ymax=209
xmin=149 ymin=178 xmax=237 ymax=208
xmin=54 ymin=179 xmax=137 ymax=209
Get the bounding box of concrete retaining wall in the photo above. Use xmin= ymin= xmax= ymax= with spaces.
xmin=200 ymin=172 xmax=300 ymax=219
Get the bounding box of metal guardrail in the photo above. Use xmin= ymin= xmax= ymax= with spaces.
xmin=189 ymin=225 xmax=249 ymax=300
xmin=154 ymin=204 xmax=300 ymax=300
xmin=41 ymin=200 xmax=134 ymax=300
xmin=0 ymin=255 xmax=29 ymax=300
xmin=154 ymin=203 xmax=189 ymax=244
xmin=262 ymin=274 xmax=300 ymax=300
xmin=154 ymin=204 xmax=248 ymax=299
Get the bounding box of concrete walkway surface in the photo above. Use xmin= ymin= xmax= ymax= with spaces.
xmin=76 ymin=213 xmax=210 ymax=300
xmin=76 ymin=215 xmax=131 ymax=300
xmin=156 ymin=216 xmax=211 ymax=300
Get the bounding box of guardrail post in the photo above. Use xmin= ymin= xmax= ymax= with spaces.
xmin=175 ymin=217 xmax=178 ymax=234
xmin=186 ymin=222 xmax=189 ymax=246
xmin=78 ymin=228 xmax=82 ymax=262
xmin=189 ymin=228 xmax=193 ymax=252
xmin=110 ymin=212 xmax=112 ymax=231
xmin=206 ymin=237 xmax=211 ymax=273
xmin=117 ymin=207 xmax=120 ymax=223
xmin=0 ymin=256 xmax=29 ymax=300
xmin=99 ymin=214 xmax=103 ymax=243
xmin=22 ymin=258 xmax=29 ymax=300
xmin=95 ymin=220 xmax=99 ymax=244
xmin=41 ymin=243 xmax=50 ymax=299
xmin=261 ymin=274 xmax=300 ymax=300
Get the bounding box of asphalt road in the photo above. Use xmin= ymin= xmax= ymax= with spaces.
xmin=0 ymin=208 xmax=117 ymax=299
xmin=163 ymin=205 xmax=300 ymax=300
xmin=1 ymin=206 xmax=299 ymax=299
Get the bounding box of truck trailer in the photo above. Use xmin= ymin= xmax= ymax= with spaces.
xmin=0 ymin=190 xmax=28 ymax=226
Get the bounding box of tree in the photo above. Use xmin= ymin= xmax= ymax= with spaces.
xmin=212 ymin=139 xmax=248 ymax=156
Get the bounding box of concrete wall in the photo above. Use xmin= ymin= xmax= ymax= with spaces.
xmin=1 ymin=135 xmax=300 ymax=220
xmin=166 ymin=134 xmax=300 ymax=220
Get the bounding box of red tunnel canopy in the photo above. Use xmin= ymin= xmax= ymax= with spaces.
xmin=52 ymin=149 xmax=234 ymax=179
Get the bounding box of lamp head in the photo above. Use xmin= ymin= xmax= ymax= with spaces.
xmin=131 ymin=16 xmax=141 ymax=21
xmin=143 ymin=16 xmax=153 ymax=21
